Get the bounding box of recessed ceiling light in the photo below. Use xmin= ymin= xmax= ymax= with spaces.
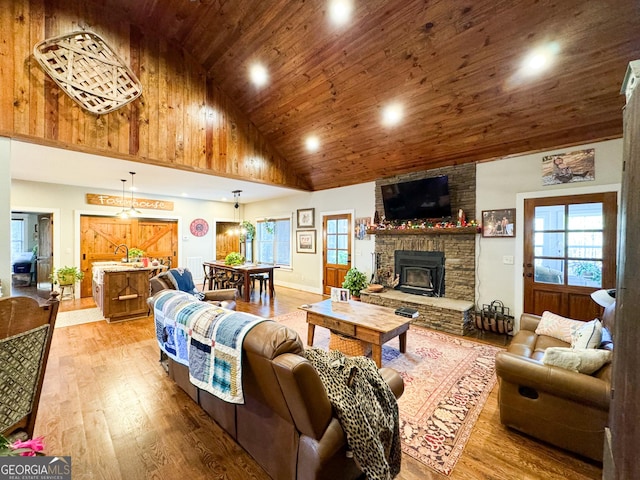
xmin=249 ymin=63 xmax=268 ymax=87
xmin=521 ymin=42 xmax=560 ymax=76
xmin=181 ymin=193 xmax=189 ymax=197
xmin=382 ymin=103 xmax=404 ymax=127
xmin=305 ymin=135 xmax=320 ymax=152
xmin=329 ymin=0 xmax=353 ymax=26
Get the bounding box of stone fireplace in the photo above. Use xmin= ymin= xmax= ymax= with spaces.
xmin=360 ymin=163 xmax=477 ymax=336
xmin=395 ymin=250 xmax=445 ymax=297
xmin=364 ymin=231 xmax=476 ymax=335
xmin=374 ymin=233 xmax=475 ymax=302
xmin=372 ymin=162 xmax=477 ymax=303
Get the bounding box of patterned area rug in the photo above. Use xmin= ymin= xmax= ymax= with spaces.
xmin=54 ymin=307 xmax=105 ymax=328
xmin=272 ymin=310 xmax=503 ymax=476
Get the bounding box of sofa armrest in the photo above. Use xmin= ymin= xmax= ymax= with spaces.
xmin=519 ymin=313 xmax=542 ymax=332
xmin=272 ymin=353 xmax=334 ymax=440
xmin=203 ymin=289 xmax=237 ymax=302
xmin=379 ymin=367 xmax=404 ymax=399
xmin=495 ymin=351 xmax=610 ymax=410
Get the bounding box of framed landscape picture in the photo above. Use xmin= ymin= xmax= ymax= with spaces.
xmin=297 ymin=208 xmax=315 ymax=228
xmin=482 ymin=209 xmax=516 ymax=237
xmin=296 ymin=230 xmax=316 ymax=253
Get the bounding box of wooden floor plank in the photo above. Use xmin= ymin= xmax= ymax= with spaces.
xmin=28 ymin=286 xmax=602 ymax=479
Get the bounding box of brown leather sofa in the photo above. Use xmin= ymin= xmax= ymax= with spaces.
xmin=495 ymin=303 xmax=614 ymax=462
xmin=148 ymin=270 xmax=237 ymax=310
xmin=155 ymin=308 xmax=404 ymax=480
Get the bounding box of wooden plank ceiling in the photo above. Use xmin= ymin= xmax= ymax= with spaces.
xmin=97 ymin=0 xmax=638 ymax=191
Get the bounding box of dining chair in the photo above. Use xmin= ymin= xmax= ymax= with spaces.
xmin=202 ymin=263 xmax=215 ymax=290
xmin=0 ymin=292 xmax=60 ymax=440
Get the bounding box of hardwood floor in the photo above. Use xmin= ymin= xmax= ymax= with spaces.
xmin=33 ymin=286 xmax=602 ymax=480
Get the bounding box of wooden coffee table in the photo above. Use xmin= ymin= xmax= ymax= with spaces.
xmin=300 ymin=299 xmax=411 ymax=367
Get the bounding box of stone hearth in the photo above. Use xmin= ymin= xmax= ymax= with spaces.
xmin=360 ymin=290 xmax=475 ymax=336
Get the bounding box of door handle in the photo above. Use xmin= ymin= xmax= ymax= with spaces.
xmin=526 ymin=273 xmax=533 ymax=277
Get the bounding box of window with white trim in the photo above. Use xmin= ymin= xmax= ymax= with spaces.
xmin=257 ymin=217 xmax=291 ymax=267
xmin=11 ymin=219 xmax=25 ymax=258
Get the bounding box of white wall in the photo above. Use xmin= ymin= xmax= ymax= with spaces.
xmin=476 ymin=139 xmax=623 ymax=322
xmin=0 ymin=137 xmax=10 ymax=297
xmin=245 ymin=182 xmax=376 ymax=294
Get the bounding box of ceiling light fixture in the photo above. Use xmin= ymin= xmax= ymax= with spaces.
xmin=521 ymin=42 xmax=560 ymax=76
xmin=227 ymin=190 xmax=247 ymax=236
xmin=382 ymin=102 xmax=404 ymax=127
xmin=305 ymin=135 xmax=320 ymax=152
xmin=249 ymin=63 xmax=268 ymax=87
xmin=116 ymin=179 xmax=129 ymax=219
xmin=128 ymin=172 xmax=142 ymax=216
xmin=329 ymin=0 xmax=353 ymax=26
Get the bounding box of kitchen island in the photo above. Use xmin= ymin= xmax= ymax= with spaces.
xmin=92 ymin=262 xmax=166 ymax=323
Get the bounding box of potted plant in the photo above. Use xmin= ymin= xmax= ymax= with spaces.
xmin=224 ymin=251 xmax=245 ymax=266
xmin=128 ymin=247 xmax=146 ymax=261
xmin=239 ymin=221 xmax=256 ymax=242
xmin=50 ymin=266 xmax=85 ymax=286
xmin=342 ymin=267 xmax=368 ymax=300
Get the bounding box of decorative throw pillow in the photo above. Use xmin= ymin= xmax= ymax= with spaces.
xmin=542 ymin=347 xmax=612 ymax=374
xmin=535 ymin=311 xmax=585 ymax=343
xmin=168 ymin=268 xmax=205 ymax=300
xmin=571 ymin=319 xmax=603 ymax=349
xmin=599 ymin=327 xmax=614 ymax=350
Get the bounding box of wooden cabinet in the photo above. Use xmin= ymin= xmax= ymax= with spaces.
xmin=604 ymin=72 xmax=640 ymax=480
xmin=100 ymin=270 xmax=149 ymax=323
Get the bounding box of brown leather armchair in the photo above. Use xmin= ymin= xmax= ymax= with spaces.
xmin=495 ymin=303 xmax=614 ymax=462
xmin=165 ymin=319 xmax=404 ymax=480
xmin=148 ymin=269 xmax=237 ymax=310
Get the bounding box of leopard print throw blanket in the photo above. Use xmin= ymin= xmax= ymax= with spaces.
xmin=304 ymin=348 xmax=401 ymax=480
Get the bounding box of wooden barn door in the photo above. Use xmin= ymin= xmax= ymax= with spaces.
xmin=216 ymin=221 xmax=240 ymax=260
xmin=80 ymin=216 xmax=178 ymax=298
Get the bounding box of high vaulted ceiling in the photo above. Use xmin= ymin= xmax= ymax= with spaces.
xmin=92 ymin=1 xmax=639 ymax=190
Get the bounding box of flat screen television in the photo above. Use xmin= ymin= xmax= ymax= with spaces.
xmin=381 ymin=176 xmax=452 ymax=221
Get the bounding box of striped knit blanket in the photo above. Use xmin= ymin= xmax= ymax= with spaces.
xmin=153 ymin=290 xmax=266 ymax=404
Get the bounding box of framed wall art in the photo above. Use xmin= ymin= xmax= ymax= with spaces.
xmin=296 ymin=230 xmax=316 ymax=253
xmin=355 ymin=216 xmax=371 ymax=240
xmin=542 ymin=148 xmax=595 ymax=186
xmin=297 ymin=208 xmax=315 ymax=228
xmin=482 ymin=209 xmax=516 ymax=237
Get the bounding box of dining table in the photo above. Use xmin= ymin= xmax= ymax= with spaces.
xmin=203 ymin=261 xmax=279 ymax=302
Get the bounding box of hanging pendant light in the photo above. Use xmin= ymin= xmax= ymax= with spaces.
xmin=227 ymin=190 xmax=245 ymax=236
xmin=128 ymin=171 xmax=142 ymax=216
xmin=116 ymin=179 xmax=129 ymax=219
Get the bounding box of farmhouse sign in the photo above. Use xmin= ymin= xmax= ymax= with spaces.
xmin=86 ymin=194 xmax=174 ymax=211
